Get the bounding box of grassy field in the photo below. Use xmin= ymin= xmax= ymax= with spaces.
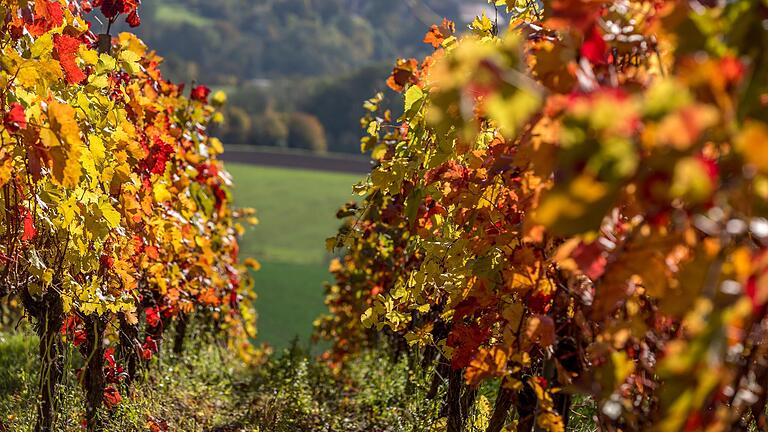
xmin=226 ymin=163 xmax=362 ymax=348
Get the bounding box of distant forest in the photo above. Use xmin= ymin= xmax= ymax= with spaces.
xmin=103 ymin=0 xmax=487 ymax=153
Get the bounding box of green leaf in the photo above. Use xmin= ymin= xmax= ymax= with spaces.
xmin=404 ymin=85 xmax=424 ymax=115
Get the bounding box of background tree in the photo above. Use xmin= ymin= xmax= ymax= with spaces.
xmin=287 ymin=112 xmax=327 ymax=153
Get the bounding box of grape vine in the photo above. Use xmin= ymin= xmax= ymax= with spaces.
xmin=0 ymin=1 xmax=259 ymax=430
xmin=321 ymin=0 xmax=768 ymax=430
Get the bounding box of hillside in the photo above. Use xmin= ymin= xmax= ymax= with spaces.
xmin=100 ymin=0 xmax=493 ymax=154
xmin=117 ymin=0 xmax=476 ymax=85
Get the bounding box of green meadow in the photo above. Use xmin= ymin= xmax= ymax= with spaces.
xmin=226 ymin=163 xmax=361 ymax=348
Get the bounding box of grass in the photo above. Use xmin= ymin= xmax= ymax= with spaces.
xmin=0 ymin=330 xmax=609 ymax=431
xmin=249 ymin=262 xmax=330 ymax=351
xmin=0 ymin=331 xmax=442 ymax=432
xmin=226 ymin=163 xmax=362 ymax=348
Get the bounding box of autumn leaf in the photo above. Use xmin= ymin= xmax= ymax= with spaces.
xmin=40 ymin=101 xmax=83 ymax=188
xmin=554 ymin=239 xmax=607 ymax=280
xmin=3 ymin=103 xmax=27 ymax=132
xmin=21 ymin=210 xmax=37 ymax=241
xmin=525 ymin=315 xmax=555 ymax=348
xmin=465 ymin=346 xmax=509 ymax=386
xmin=447 ymin=322 xmax=491 ymax=369
xmin=735 ymin=121 xmax=768 ymax=172
xmin=423 ymin=18 xmax=455 ymax=48
xmin=545 ymin=0 xmax=606 ymax=31
xmin=386 ymin=58 xmax=420 ymax=93
xmin=243 ymin=257 xmax=261 ymax=271
xmin=580 ymin=25 xmax=607 ymax=64
xmin=141 ymin=336 xmax=158 ymax=360
xmin=145 ymin=307 xmax=161 ymax=328
xmin=191 ymin=85 xmax=211 ymax=103
xmin=98 ymin=199 xmax=121 ymax=228
xmin=102 ymin=386 xmax=122 ymax=409
xmin=126 ymin=9 xmax=141 ymax=27
xmin=141 ymin=138 xmax=174 ymax=175
xmin=53 ymin=34 xmax=86 ymax=84
xmin=94 ymin=0 xmax=139 ymax=20
xmin=26 ymin=0 xmax=65 ymax=37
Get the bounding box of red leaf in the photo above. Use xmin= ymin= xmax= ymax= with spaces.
xmin=581 ymin=25 xmax=608 ymax=65
xmin=447 ymin=323 xmax=490 ymax=370
xmin=103 ymin=385 xmax=122 ymax=409
xmin=99 ymin=254 xmax=114 ymax=269
xmin=73 ymin=330 xmax=86 ymax=346
xmin=3 ymin=103 xmax=27 ymax=132
xmin=746 ymin=250 xmax=768 ymax=316
xmin=527 ymin=291 xmax=553 ymax=314
xmin=94 ymin=0 xmax=138 ymax=19
xmin=141 ymin=336 xmax=158 ymax=360
xmin=720 ymin=55 xmax=745 ymax=86
xmin=211 ymin=184 xmax=227 ymax=212
xmin=140 ymin=138 xmax=174 ymax=175
xmin=145 ymin=307 xmax=161 ymax=328
xmin=695 ymin=154 xmax=719 ymax=184
xmin=190 ymin=85 xmax=211 ymax=103
xmin=104 ymin=347 xmax=116 ymax=368
xmin=22 ymin=211 xmax=37 ymax=241
xmin=571 ymin=241 xmax=607 ymax=280
xmin=126 ymin=10 xmax=140 ymax=27
xmin=53 ymin=34 xmax=87 ymax=84
xmin=80 ymin=0 xmax=94 ymax=14
xmin=27 ymin=0 xmax=65 ymax=37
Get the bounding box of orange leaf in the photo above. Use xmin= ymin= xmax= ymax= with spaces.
xmin=423 ymin=18 xmax=455 ymax=49
xmin=465 ymin=346 xmax=509 ymax=386
xmin=386 ymin=58 xmax=420 ymax=93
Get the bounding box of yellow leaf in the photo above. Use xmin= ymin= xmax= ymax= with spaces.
xmin=209 ymin=137 xmax=224 ymax=154
xmin=98 ymin=199 xmax=121 ymax=228
xmin=89 ymin=134 xmax=106 ymax=165
xmin=465 ymin=346 xmax=509 ymax=386
xmin=243 ymin=257 xmax=261 ymax=271
xmin=79 ymin=47 xmax=100 ymax=65
xmin=153 ymin=183 xmax=172 ymax=202
xmin=30 ymin=33 xmax=53 ymax=58
xmin=41 ymin=102 xmax=83 ymax=188
xmin=736 ymin=121 xmax=768 ymax=172
xmin=123 ymin=309 xmax=139 ymax=325
xmin=58 ymin=194 xmax=79 ymax=226
xmin=118 ymin=32 xmax=148 ymax=57
xmin=212 ymin=91 xmax=227 ymax=106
